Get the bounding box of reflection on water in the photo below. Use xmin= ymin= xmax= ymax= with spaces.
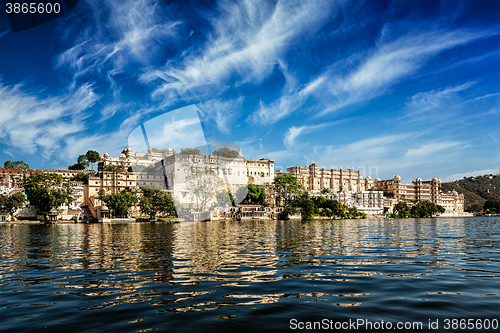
xmin=0 ymin=218 xmax=499 ymax=332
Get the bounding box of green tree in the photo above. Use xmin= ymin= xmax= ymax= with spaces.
xmin=185 ymin=170 xmax=225 ymax=211
xmin=236 ymin=184 xmax=266 ymax=205
xmin=410 ymin=201 xmax=429 ymax=218
xmin=273 ymin=173 xmax=305 ymax=206
xmin=216 ymin=191 xmax=235 ymax=207
xmin=68 ymin=163 xmax=84 ymax=170
xmin=71 ymin=172 xmax=89 ymax=183
xmin=484 ymin=200 xmax=500 ymax=213
xmin=466 ymin=204 xmax=482 ymax=212
xmin=410 ymin=201 xmax=445 ymax=218
xmin=213 ymin=148 xmax=240 ymax=158
xmin=294 ymin=196 xmax=315 ymax=220
xmin=393 ymin=201 xmax=410 ymax=217
xmin=23 ymin=173 xmax=74 ymax=215
xmin=139 ymin=188 xmax=176 ymax=219
xmin=68 ymin=154 xmax=90 ymax=170
xmin=278 ymin=206 xmax=298 ymax=220
xmin=99 ymin=189 xmax=138 ymax=218
xmin=85 ymin=150 xmax=100 ymax=171
xmin=3 ymin=160 xmax=29 ymax=170
xmin=77 ymin=155 xmax=89 ymax=170
xmin=180 ymin=147 xmax=201 ymax=155
xmin=321 ymin=188 xmax=331 ymax=194
xmin=0 ymin=192 xmax=26 ymax=219
xmin=348 ymin=206 xmax=359 ymax=219
xmin=313 ymin=197 xmax=346 ymax=217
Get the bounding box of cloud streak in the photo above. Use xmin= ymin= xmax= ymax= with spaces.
xmin=0 ymin=80 xmax=98 ymax=157
xmin=250 ymin=25 xmax=499 ymax=125
xmin=56 ymin=0 xmax=180 ymax=89
xmin=144 ymin=0 xmax=336 ymax=102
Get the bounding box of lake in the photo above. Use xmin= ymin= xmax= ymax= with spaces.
xmin=0 ymin=217 xmax=499 ymax=332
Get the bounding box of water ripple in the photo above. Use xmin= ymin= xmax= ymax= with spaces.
xmin=0 ymin=217 xmax=499 ymax=332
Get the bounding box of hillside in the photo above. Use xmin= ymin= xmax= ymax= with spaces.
xmin=441 ymin=174 xmax=500 ymax=208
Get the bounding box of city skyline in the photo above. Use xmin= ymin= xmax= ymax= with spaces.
xmin=0 ymin=0 xmax=499 ymax=182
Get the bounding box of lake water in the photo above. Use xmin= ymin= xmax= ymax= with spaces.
xmin=0 ymin=217 xmax=499 ymax=332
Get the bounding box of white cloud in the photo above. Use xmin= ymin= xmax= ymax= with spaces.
xmin=403 ymin=82 xmax=476 ymax=120
xmin=250 ymin=70 xmax=325 ymax=125
xmin=319 ymin=28 xmax=497 ymax=115
xmin=283 ymin=121 xmax=347 ymax=148
xmin=250 ymin=26 xmax=498 ymax=125
xmin=404 ymin=141 xmax=463 ymax=160
xmin=313 ymin=134 xmax=411 ymax=169
xmin=0 ymin=29 xmax=10 ymax=39
xmin=145 ymin=0 xmax=337 ymax=101
xmin=56 ymin=0 xmax=180 ymax=87
xmin=197 ymin=97 xmax=244 ymax=135
xmin=0 ymin=81 xmax=98 ymax=156
xmin=443 ymin=168 xmax=500 ymax=182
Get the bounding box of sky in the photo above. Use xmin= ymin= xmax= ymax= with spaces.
xmin=0 ymin=0 xmax=499 ymax=182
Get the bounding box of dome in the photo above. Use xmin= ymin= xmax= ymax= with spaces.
xmin=49 ymin=207 xmax=57 ymax=215
xmin=451 ymin=190 xmax=458 ymax=196
xmin=310 ymin=162 xmax=318 ymax=167
xmin=394 ymin=174 xmax=401 ymax=181
xmin=375 ymin=177 xmax=381 ymax=182
xmin=366 ymin=175 xmax=372 ymax=180
xmin=101 ymin=205 xmax=109 ymax=211
xmin=416 ymin=177 xmax=422 ymax=181
xmin=122 ymin=147 xmax=131 ymax=154
xmin=165 ymin=146 xmax=175 ymax=155
xmin=432 ymin=176 xmax=441 ymax=183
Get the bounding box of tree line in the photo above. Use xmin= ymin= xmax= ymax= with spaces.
xmin=392 ymin=201 xmax=445 ymax=218
xmin=272 ymin=173 xmax=366 ymax=220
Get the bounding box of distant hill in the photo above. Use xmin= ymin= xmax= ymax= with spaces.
xmin=441 ymin=174 xmax=500 ymax=208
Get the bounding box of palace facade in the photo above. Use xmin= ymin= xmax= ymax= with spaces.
xmin=375 ymin=174 xmax=465 ymax=213
xmin=287 ymin=163 xmax=374 ymax=192
xmin=160 ymin=153 xmax=275 ymax=207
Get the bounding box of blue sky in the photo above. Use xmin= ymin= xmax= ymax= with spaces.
xmin=0 ymin=0 xmax=499 ymax=182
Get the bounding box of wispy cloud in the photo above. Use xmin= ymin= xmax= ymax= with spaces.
xmin=404 ymin=141 xmax=464 ymax=161
xmin=144 ymin=0 xmax=337 ymax=102
xmin=0 ymin=80 xmax=98 ymax=157
xmin=197 ymin=97 xmax=244 ymax=135
xmin=1 ymin=0 xmax=184 ymax=163
xmin=403 ymin=81 xmax=500 ymax=125
xmin=250 ymin=63 xmax=325 ymax=124
xmin=251 ymin=25 xmax=498 ymax=124
xmin=0 ymin=29 xmax=10 ymax=39
xmin=283 ymin=119 xmax=351 ymax=148
xmin=56 ymin=0 xmax=180 ymax=88
xmin=443 ymin=168 xmax=500 ymax=182
xmin=318 ymin=28 xmax=498 ymax=115
xmin=403 ymin=82 xmax=475 ymax=120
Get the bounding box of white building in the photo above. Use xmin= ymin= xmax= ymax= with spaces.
xmin=160 ymin=153 xmax=274 ymax=208
xmin=312 ymin=190 xmax=384 ymax=215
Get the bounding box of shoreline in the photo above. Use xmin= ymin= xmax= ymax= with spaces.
xmin=1 ymin=214 xmax=496 ymax=225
